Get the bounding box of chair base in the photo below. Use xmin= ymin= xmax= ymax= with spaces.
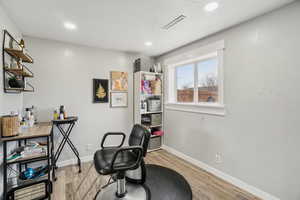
xmin=95 ymin=182 xmax=148 ymax=200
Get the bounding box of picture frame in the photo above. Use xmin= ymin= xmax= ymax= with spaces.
xmin=110 ymin=71 xmax=128 ymax=91
xmin=110 ymin=92 xmax=128 ymax=107
xmin=93 ymin=79 xmax=109 ymax=103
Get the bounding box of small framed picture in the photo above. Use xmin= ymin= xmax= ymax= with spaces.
xmin=110 ymin=92 xmax=128 ymax=107
xmin=93 ymin=79 xmax=109 ymax=103
xmin=111 ymin=71 xmax=128 ymax=91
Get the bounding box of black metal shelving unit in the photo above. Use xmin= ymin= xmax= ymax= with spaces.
xmin=1 ymin=124 xmax=53 ymax=200
xmin=2 ymin=29 xmax=34 ymax=93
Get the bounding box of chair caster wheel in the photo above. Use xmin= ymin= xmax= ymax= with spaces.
xmin=53 ymin=177 xmax=57 ymax=181
xmin=78 ymin=170 xmax=81 ymax=173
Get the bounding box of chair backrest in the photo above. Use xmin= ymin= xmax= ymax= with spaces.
xmin=129 ymin=124 xmax=151 ymax=157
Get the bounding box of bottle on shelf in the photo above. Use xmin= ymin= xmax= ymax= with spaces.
xmin=29 ymin=113 xmax=35 ymax=127
xmin=53 ymin=109 xmax=59 ymax=120
xmin=20 ymin=117 xmax=26 ymax=128
xmin=141 ymin=99 xmax=148 ymax=113
xmin=143 ymin=100 xmax=148 ymax=113
xmin=59 ymin=105 xmax=67 ymax=120
xmin=59 ymin=112 xmax=64 ymax=120
xmin=141 ymin=100 xmax=145 ymax=113
xmin=25 ymin=108 xmax=31 ymax=121
xmin=20 ymin=39 xmax=25 ymax=49
xmin=31 ymin=105 xmax=37 ymax=124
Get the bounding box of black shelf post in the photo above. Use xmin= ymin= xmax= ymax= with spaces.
xmin=3 ymin=141 xmax=8 ymax=200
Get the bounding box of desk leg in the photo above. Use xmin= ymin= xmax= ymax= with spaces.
xmin=47 ymin=136 xmax=52 ymax=198
xmin=24 ymin=139 xmax=28 ymax=170
xmin=51 ymin=127 xmax=57 ymax=181
xmin=53 ymin=124 xmax=73 ymax=163
xmin=18 ymin=140 xmax=22 ymax=173
xmin=57 ymin=123 xmax=81 ymax=173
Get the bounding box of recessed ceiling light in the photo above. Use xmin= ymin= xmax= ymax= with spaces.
xmin=204 ymin=2 xmax=219 ymax=12
xmin=145 ymin=42 xmax=153 ymax=46
xmin=64 ymin=22 xmax=77 ymax=30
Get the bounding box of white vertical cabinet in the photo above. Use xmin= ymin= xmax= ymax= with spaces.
xmin=134 ymin=71 xmax=164 ymax=151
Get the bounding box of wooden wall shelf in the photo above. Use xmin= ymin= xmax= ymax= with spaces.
xmin=4 ymin=48 xmax=34 ymax=63
xmin=2 ymin=30 xmax=35 ymax=93
xmin=4 ymin=67 xmax=34 ymax=77
xmin=4 ymin=88 xmax=34 ymax=92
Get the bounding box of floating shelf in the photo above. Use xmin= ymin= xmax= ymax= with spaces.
xmin=4 ymin=67 xmax=34 ymax=78
xmin=2 ymin=30 xmax=35 ymax=94
xmin=4 ymin=48 xmax=33 ymax=63
xmin=5 ymin=88 xmax=34 ymax=92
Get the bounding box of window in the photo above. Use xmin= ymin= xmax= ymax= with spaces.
xmin=197 ymin=57 xmax=218 ymax=103
xmin=165 ymin=40 xmax=225 ymax=116
xmin=176 ymin=64 xmax=194 ymax=103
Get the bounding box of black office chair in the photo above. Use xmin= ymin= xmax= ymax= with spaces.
xmin=94 ymin=124 xmax=151 ymax=200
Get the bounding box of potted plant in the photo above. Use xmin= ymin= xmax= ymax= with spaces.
xmin=8 ymin=76 xmax=24 ymax=88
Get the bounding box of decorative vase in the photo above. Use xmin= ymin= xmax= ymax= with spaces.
xmin=150 ymin=65 xmax=155 ymax=72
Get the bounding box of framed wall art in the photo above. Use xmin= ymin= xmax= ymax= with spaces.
xmin=111 ymin=71 xmax=128 ymax=91
xmin=93 ymin=79 xmax=109 ymax=103
xmin=110 ymin=92 xmax=128 ymax=107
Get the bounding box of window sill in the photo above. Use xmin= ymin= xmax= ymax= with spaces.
xmin=165 ymin=102 xmax=225 ymax=116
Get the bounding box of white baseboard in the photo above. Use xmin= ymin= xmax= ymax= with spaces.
xmin=56 ymin=155 xmax=93 ymax=168
xmin=55 ymin=146 xmax=280 ymax=200
xmin=162 ymin=145 xmax=280 ymax=200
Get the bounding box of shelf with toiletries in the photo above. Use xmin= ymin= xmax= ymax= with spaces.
xmin=134 ymin=70 xmax=164 ymax=152
xmin=0 ymin=122 xmax=52 ymax=200
xmin=6 ymin=141 xmax=48 ymax=165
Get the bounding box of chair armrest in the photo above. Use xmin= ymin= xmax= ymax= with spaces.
xmin=110 ymin=146 xmax=143 ymax=171
xmin=101 ymin=132 xmax=126 ymax=149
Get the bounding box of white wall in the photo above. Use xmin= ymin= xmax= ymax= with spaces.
xmin=0 ymin=4 xmax=23 ymax=115
xmin=0 ymin=3 xmax=23 ymax=199
xmin=157 ymin=2 xmax=300 ymax=200
xmin=23 ymin=37 xmax=139 ymax=162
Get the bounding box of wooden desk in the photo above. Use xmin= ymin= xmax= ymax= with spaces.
xmin=0 ymin=122 xmax=52 ymax=142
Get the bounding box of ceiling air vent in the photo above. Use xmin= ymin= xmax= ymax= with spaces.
xmin=162 ymin=15 xmax=186 ymax=30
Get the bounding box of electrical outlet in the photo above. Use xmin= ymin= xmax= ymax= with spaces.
xmin=215 ymin=153 xmax=222 ymax=164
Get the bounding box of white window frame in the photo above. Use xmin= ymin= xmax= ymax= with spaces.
xmin=164 ymin=40 xmax=225 ymax=116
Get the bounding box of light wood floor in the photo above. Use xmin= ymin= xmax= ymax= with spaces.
xmin=52 ymin=150 xmax=261 ymax=200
